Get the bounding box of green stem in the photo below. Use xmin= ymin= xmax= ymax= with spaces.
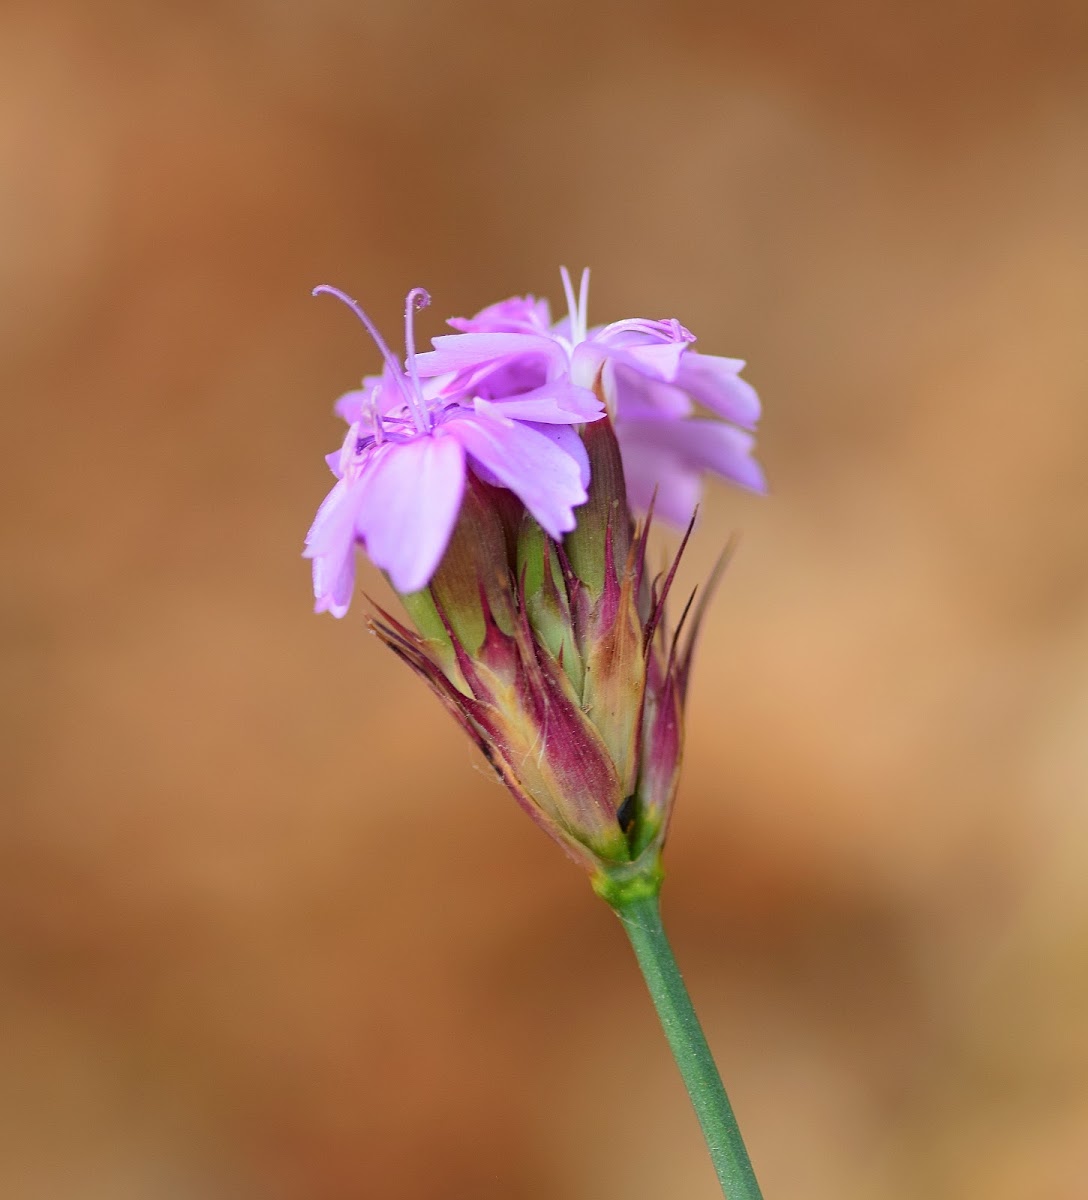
xmin=609 ymin=890 xmax=763 ymax=1199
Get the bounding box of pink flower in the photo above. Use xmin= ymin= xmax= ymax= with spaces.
xmin=304 ymin=286 xmax=603 ymax=613
xmin=415 ymin=269 xmax=765 ymax=526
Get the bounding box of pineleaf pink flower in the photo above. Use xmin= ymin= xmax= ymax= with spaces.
xmin=304 ymin=285 xmax=604 ymax=614
xmin=415 ymin=269 xmax=766 ymax=526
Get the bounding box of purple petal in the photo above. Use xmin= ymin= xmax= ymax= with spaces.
xmin=466 ymin=358 xmax=551 ymax=401
xmin=523 ymin=422 xmax=590 ymax=489
xmin=615 ymin=436 xmax=704 ymax=526
xmin=674 ymin=353 xmax=761 ymax=429
xmin=448 ymin=407 xmax=588 ymax=539
xmin=304 ymin=479 xmax=364 ymax=617
xmin=477 ymin=379 xmax=603 ymax=424
xmin=311 ymin=543 xmax=357 ymax=617
xmin=415 ymin=332 xmax=563 ymax=377
xmin=613 ymin=339 xmax=688 ymax=382
xmin=608 ymin=362 xmax=695 ymax=421
xmin=619 ymin=418 xmax=767 ymax=497
xmin=306 ymin=479 xmax=353 ymax=556
xmin=357 ymin=436 xmax=467 ymax=593
xmin=333 ymin=389 xmax=369 ymax=424
xmin=448 ymin=295 xmax=552 ymax=334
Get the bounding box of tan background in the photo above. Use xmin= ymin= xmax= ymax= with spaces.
xmin=2 ymin=2 xmax=1087 ymax=1197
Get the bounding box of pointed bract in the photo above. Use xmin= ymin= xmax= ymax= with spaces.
xmin=364 ymin=413 xmax=729 ymax=873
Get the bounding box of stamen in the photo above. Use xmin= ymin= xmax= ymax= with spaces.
xmin=312 ymin=285 xmax=429 ymax=434
xmin=365 ymin=384 xmax=385 ymax=445
xmin=559 ymin=267 xmax=591 ymax=346
xmin=559 ymin=266 xmax=579 ymax=342
xmin=404 ymin=287 xmax=431 ymax=422
xmin=577 ymin=267 xmax=590 ymax=344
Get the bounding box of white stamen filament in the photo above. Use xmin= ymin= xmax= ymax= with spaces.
xmin=403 ymin=287 xmax=432 ymax=431
xmin=366 ymin=384 xmax=385 ymax=445
xmin=559 ymin=265 xmax=591 ymax=350
xmin=559 ymin=265 xmax=578 ymax=345
xmin=576 ymin=267 xmax=590 ymax=344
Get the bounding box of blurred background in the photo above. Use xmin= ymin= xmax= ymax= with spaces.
xmin=2 ymin=1 xmax=1087 ymax=1196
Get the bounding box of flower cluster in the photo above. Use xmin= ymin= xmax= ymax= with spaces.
xmin=305 ymin=270 xmax=763 ymax=614
xmin=304 ymin=270 xmax=763 ymax=883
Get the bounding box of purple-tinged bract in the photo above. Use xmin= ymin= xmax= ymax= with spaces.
xmin=369 ymin=417 xmax=723 ymax=879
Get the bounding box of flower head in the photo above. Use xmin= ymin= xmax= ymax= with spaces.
xmin=415 ymin=268 xmax=766 ymax=526
xmin=304 ymin=285 xmax=603 ymax=612
xmin=304 ymin=272 xmax=764 ymax=886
